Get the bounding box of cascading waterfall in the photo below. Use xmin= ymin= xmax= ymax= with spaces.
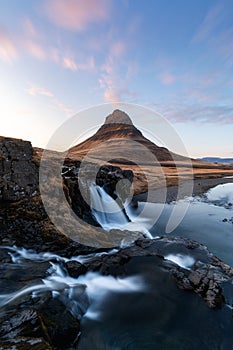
xmin=89 ymin=184 xmax=130 ymax=229
xmin=90 ymin=183 xmax=152 ymax=238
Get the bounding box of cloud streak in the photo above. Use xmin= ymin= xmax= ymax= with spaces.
xmin=193 ymin=4 xmax=224 ymax=43
xmin=26 ymin=82 xmax=73 ymax=117
xmin=148 ymin=102 xmax=233 ymax=125
xmin=63 ymin=55 xmax=95 ymax=71
xmin=43 ymin=0 xmax=110 ymax=31
xmin=192 ymin=4 xmax=233 ymax=67
xmin=0 ymin=30 xmax=18 ymax=63
xmin=26 ymin=83 xmax=54 ymax=97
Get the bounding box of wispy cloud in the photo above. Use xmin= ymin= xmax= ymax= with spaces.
xmin=49 ymin=99 xmax=73 ymax=116
xmin=25 ymin=42 xmax=47 ymax=60
xmin=99 ymin=33 xmax=138 ymax=102
xmin=63 ymin=57 xmax=78 ymax=71
xmin=104 ymin=89 xmax=120 ymax=103
xmin=62 ymin=55 xmax=95 ymax=71
xmin=193 ymin=4 xmax=224 ymax=43
xmin=43 ymin=0 xmax=110 ymax=31
xmin=192 ymin=4 xmax=233 ymax=67
xmin=110 ymin=40 xmax=126 ymax=57
xmin=0 ymin=30 xmax=18 ymax=63
xmin=21 ymin=17 xmax=47 ymax=60
xmin=25 ymin=82 xmax=73 ymax=117
xmin=148 ymin=102 xmax=233 ymax=125
xmin=26 ymin=83 xmax=54 ymax=97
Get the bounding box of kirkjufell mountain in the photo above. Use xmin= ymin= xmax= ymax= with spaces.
xmin=68 ymin=109 xmax=188 ymax=163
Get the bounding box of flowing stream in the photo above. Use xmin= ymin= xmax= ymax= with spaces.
xmin=1 ymin=182 xmax=233 ymax=349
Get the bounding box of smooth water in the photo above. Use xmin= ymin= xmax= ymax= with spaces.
xmin=150 ymin=183 xmax=233 ymax=266
xmin=78 ymin=256 xmax=233 ymax=350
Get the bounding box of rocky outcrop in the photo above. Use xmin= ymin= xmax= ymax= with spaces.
xmin=0 ymin=137 xmax=38 ymax=201
xmin=96 ymin=164 xmax=133 ymax=200
xmin=65 ymin=236 xmax=233 ymax=310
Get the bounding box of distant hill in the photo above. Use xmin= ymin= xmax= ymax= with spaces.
xmin=199 ymin=157 xmax=233 ymax=165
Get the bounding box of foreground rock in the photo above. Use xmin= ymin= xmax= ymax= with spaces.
xmin=0 ymin=298 xmax=80 ymax=350
xmin=0 ymin=237 xmax=233 ymax=349
xmin=66 ymin=236 xmax=233 ymax=309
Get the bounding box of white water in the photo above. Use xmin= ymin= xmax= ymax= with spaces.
xmin=3 ymin=245 xmax=118 ymax=264
xmin=90 ymin=184 xmax=129 ymax=228
xmin=164 ymin=254 xmax=195 ymax=270
xmin=90 ymin=184 xmax=152 ymax=238
xmin=0 ymin=246 xmax=144 ymax=321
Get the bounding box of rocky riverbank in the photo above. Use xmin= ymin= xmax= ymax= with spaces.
xmin=1 ymin=235 xmax=233 ymax=349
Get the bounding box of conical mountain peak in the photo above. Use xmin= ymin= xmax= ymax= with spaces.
xmin=68 ymin=109 xmax=187 ymax=163
xmin=104 ymin=109 xmax=133 ymax=125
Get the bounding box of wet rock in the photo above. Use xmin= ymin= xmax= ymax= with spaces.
xmin=38 ymin=298 xmax=80 ymax=349
xmin=83 ymin=236 xmax=233 ymax=309
xmin=0 ymin=309 xmax=50 ymax=343
xmin=0 ymin=298 xmax=80 ymax=350
xmin=63 ymin=177 xmax=99 ymax=227
xmin=96 ymin=164 xmax=133 ymax=201
xmin=65 ymin=261 xmax=87 ymax=278
xmin=0 ymin=337 xmax=52 ymax=350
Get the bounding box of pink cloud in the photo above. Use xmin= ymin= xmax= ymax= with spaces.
xmin=104 ymin=89 xmax=120 ymax=103
xmin=49 ymin=99 xmax=73 ymax=116
xmin=111 ymin=41 xmax=126 ymax=57
xmin=160 ymin=73 xmax=176 ymax=85
xmin=23 ymin=17 xmax=38 ymax=37
xmin=25 ymin=41 xmax=47 ymax=60
xmin=0 ymin=30 xmax=18 ymax=63
xmin=44 ymin=0 xmax=110 ymax=31
xmin=63 ymin=55 xmax=95 ymax=71
xmin=63 ymin=57 xmax=78 ymax=71
xmin=26 ymin=83 xmax=54 ymax=97
xmin=20 ymin=17 xmax=47 ymax=60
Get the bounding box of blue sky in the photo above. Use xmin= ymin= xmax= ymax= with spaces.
xmin=0 ymin=0 xmax=233 ymax=157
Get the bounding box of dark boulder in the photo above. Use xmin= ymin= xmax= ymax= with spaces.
xmin=65 ymin=261 xmax=87 ymax=278
xmin=0 ymin=297 xmax=80 ymax=350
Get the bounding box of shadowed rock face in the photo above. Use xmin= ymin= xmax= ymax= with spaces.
xmin=0 ymin=138 xmax=38 ymax=201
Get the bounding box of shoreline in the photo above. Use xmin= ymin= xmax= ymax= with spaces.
xmin=134 ymin=176 xmax=233 ymax=203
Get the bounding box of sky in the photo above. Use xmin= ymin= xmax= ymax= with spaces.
xmin=0 ymin=0 xmax=233 ymax=158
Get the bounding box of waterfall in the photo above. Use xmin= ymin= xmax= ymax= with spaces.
xmin=90 ymin=184 xmax=152 ymax=238
xmin=90 ymin=184 xmax=129 ymax=229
